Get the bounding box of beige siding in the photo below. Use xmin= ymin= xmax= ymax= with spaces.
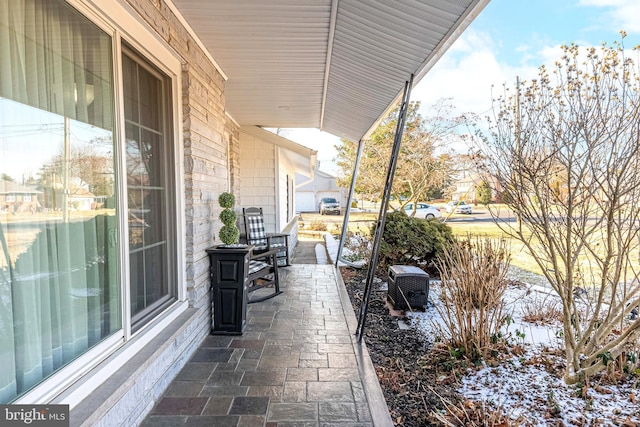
xmin=239 ymin=131 xmax=277 ymax=232
xmin=277 ymin=148 xmax=289 ymax=228
xmin=276 ymin=149 xmax=300 ymax=260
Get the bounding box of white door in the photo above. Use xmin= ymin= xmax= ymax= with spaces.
xmin=295 ymin=192 xmax=317 ymax=212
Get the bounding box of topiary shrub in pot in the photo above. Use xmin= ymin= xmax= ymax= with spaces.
xmin=218 ymin=192 xmax=240 ymax=246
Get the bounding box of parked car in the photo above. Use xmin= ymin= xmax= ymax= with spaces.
xmin=319 ymin=197 xmax=341 ymax=215
xmin=403 ymin=203 xmax=442 ymax=220
xmin=445 ymin=200 xmax=472 ymax=214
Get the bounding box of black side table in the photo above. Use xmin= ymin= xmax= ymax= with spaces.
xmin=206 ymin=245 xmax=252 ymax=335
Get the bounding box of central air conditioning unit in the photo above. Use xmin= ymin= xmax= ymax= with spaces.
xmin=387 ymin=265 xmax=429 ymax=310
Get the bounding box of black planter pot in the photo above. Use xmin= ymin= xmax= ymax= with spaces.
xmin=206 ymin=245 xmax=253 ymax=335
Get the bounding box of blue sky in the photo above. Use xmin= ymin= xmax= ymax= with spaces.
xmin=475 ymin=0 xmax=625 ymax=65
xmin=283 ymin=0 xmax=640 ymax=175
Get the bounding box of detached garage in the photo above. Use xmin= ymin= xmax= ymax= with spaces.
xmin=295 ymin=170 xmax=346 ymax=213
xmin=296 ymin=192 xmax=317 ymax=213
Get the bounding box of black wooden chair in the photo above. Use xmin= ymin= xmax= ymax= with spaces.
xmin=242 ymin=207 xmax=288 ymax=302
xmin=246 ymin=248 xmax=282 ymax=303
xmin=242 ymin=207 xmax=290 ymax=266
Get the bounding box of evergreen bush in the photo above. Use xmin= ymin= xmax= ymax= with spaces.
xmin=374 ymin=210 xmax=453 ymax=275
xmin=476 ymin=180 xmax=493 ymax=205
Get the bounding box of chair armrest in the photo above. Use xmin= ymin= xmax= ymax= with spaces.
xmin=249 ymin=247 xmax=279 ymax=260
xmin=266 ymin=232 xmax=288 ymax=238
xmin=265 ymin=234 xmax=288 ymax=246
xmin=265 ymin=234 xmax=290 ymax=266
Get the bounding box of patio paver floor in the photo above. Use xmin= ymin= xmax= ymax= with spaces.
xmin=140 ymin=263 xmax=391 ymax=427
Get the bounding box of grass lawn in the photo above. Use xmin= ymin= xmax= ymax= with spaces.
xmin=315 ymin=208 xmax=640 ymax=284
xmin=445 ymin=221 xmax=545 ymax=277
xmin=445 ymin=218 xmax=640 ymax=288
xmin=340 ymin=211 xmax=546 ymax=276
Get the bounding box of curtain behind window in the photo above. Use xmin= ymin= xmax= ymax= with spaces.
xmin=0 ymin=0 xmax=118 ymax=402
xmin=0 ymin=0 xmax=112 ymax=130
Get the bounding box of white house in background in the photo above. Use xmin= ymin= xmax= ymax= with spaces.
xmin=450 ymin=172 xmax=477 ymax=202
xmin=451 ymin=172 xmax=502 ymax=203
xmin=296 ymin=169 xmax=347 ymax=213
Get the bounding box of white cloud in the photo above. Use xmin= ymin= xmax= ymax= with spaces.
xmin=412 ymin=29 xmax=539 ymax=118
xmin=411 ymin=27 xmax=630 ymax=123
xmin=578 ymin=0 xmax=640 ymax=33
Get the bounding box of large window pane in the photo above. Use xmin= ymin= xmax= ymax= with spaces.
xmin=123 ymin=50 xmax=175 ymax=324
xmin=0 ymin=0 xmax=118 ymax=403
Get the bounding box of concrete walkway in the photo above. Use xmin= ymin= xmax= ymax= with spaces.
xmin=291 ymin=235 xmax=330 ymax=265
xmin=140 ymin=241 xmax=392 ymax=427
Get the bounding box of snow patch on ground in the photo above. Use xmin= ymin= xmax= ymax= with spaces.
xmin=408 ymin=267 xmax=640 ymax=425
xmin=460 ymin=350 xmax=638 ymax=426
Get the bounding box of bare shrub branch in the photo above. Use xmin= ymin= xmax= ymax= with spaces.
xmin=522 ymin=293 xmax=563 ymax=325
xmin=475 ymin=36 xmax=640 ymax=384
xmin=434 ymin=235 xmax=511 ymax=360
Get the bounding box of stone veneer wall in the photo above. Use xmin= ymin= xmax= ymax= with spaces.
xmin=71 ymin=0 xmax=238 ymax=425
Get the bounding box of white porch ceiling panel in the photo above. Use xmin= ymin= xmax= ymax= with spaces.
xmin=170 ymin=0 xmax=488 ymax=142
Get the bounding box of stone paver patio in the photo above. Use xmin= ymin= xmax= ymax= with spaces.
xmin=140 ymin=264 xmax=392 ymax=427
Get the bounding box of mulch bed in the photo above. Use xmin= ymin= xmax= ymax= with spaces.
xmin=340 ymin=266 xmax=461 ymax=427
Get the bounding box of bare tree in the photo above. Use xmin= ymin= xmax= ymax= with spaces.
xmin=334 ymin=99 xmax=464 ymax=212
xmin=477 ymin=35 xmax=640 ymax=384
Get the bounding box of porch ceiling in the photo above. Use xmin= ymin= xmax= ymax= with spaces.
xmin=170 ymin=0 xmax=489 ymax=142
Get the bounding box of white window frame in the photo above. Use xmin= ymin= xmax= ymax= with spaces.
xmin=15 ymin=0 xmax=187 ymax=406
